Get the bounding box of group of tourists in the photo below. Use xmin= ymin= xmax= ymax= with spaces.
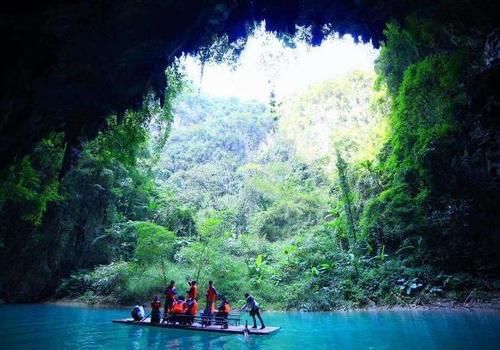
xmin=130 ymin=279 xmax=265 ymax=329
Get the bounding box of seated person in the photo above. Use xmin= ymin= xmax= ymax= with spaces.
xmin=215 ymin=297 xmax=231 ymax=328
xmin=184 ymin=297 xmax=198 ymax=325
xmin=131 ymin=301 xmax=145 ymax=321
xmin=170 ymin=296 xmax=187 ymax=325
xmin=150 ymin=296 xmax=162 ymax=323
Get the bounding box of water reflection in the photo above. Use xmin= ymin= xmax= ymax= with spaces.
xmin=1 ymin=305 xmax=499 ymax=350
xmin=203 ymin=335 xmax=229 ymax=350
xmin=127 ymin=327 xmax=143 ymax=350
xmin=146 ymin=327 xmax=161 ymax=349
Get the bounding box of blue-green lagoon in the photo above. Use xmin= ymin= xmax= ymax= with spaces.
xmin=0 ymin=304 xmax=499 ymax=349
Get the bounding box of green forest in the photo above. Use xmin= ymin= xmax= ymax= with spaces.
xmin=1 ymin=19 xmax=498 ymax=312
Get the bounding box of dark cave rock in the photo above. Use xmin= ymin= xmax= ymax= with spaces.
xmin=2 ymin=0 xmax=497 ymax=172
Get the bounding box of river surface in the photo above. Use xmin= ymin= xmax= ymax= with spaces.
xmin=1 ymin=304 xmax=499 ymax=349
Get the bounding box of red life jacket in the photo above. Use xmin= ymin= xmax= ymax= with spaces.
xmin=207 ymin=286 xmax=217 ymax=302
xmin=188 ymin=285 xmax=198 ymax=300
xmin=151 ymin=301 xmax=161 ymax=311
xmin=172 ymin=301 xmax=186 ymax=314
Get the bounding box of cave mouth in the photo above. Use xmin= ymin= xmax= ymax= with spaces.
xmin=0 ymin=23 xmax=387 ymax=303
xmin=1 ymin=0 xmax=499 ymax=305
xmin=156 ymin=24 xmax=386 ymax=216
xmin=162 ymin=23 xmax=384 ymax=166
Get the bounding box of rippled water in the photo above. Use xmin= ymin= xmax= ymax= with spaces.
xmin=1 ymin=304 xmax=499 ymax=349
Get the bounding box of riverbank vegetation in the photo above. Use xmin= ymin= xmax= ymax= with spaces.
xmin=1 ymin=19 xmax=499 ymax=310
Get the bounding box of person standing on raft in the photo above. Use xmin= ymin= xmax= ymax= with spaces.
xmin=200 ymin=281 xmax=218 ymax=326
xmin=187 ymin=279 xmax=198 ymax=300
xmin=206 ymin=280 xmax=218 ymax=311
xmin=163 ymin=280 xmax=177 ymax=323
xmin=241 ymin=293 xmax=265 ymax=329
xmin=150 ymin=295 xmax=162 ymax=323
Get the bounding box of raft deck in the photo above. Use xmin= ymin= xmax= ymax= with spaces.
xmin=112 ymin=318 xmax=280 ymax=335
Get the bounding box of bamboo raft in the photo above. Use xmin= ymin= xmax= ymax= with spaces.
xmin=112 ymin=318 xmax=280 ymax=335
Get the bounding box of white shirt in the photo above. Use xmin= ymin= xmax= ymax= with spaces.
xmin=134 ymin=305 xmax=145 ymax=318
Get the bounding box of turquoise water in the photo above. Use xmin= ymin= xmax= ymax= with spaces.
xmin=1 ymin=304 xmax=499 ymax=349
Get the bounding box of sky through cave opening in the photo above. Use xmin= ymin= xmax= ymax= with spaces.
xmin=182 ymin=24 xmax=378 ymax=102
xmin=158 ymin=23 xmax=386 ymax=203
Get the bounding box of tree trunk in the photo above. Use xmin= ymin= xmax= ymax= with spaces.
xmin=335 ymin=149 xmax=357 ymax=254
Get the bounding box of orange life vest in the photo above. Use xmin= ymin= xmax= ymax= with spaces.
xmin=172 ymin=301 xmax=186 ymax=314
xmin=218 ymin=302 xmax=230 ymax=314
xmin=207 ymin=286 xmax=217 ymax=302
xmin=186 ymin=301 xmax=198 ymax=315
xmin=188 ymin=285 xmax=198 ymax=300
